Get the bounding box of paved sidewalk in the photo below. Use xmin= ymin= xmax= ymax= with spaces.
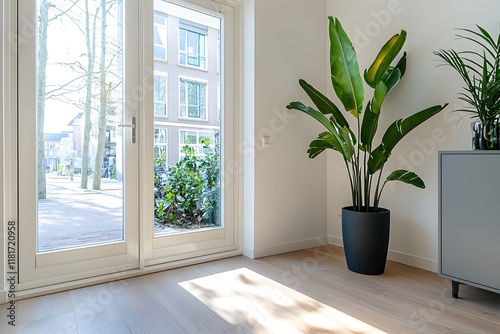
xmin=38 ymin=174 xmax=124 ymax=252
xmin=38 ymin=173 xmax=186 ymax=252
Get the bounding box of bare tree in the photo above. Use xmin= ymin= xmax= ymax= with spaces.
xmin=37 ymin=0 xmax=80 ymax=199
xmin=92 ymin=0 xmax=110 ymax=190
xmin=80 ymin=0 xmax=98 ymax=189
xmin=37 ymin=0 xmax=50 ymax=199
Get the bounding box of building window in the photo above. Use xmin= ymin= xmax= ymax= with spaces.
xmin=154 ymin=128 xmax=168 ymax=164
xmin=154 ymin=74 xmax=167 ymax=116
xmin=154 ymin=12 xmax=167 ymax=61
xmin=179 ymin=78 xmax=207 ymax=120
xmin=179 ymin=21 xmax=207 ymax=69
xmin=179 ymin=130 xmax=215 ymax=159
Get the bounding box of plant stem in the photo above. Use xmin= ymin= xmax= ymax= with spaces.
xmin=373 ymin=165 xmax=385 ymax=211
xmin=363 ymin=149 xmax=369 ymax=211
xmin=376 ymin=181 xmax=388 ymax=209
xmin=356 ymin=117 xmax=362 ymax=211
xmin=352 ymin=159 xmax=359 ymax=210
xmin=344 ymin=159 xmax=355 ymax=209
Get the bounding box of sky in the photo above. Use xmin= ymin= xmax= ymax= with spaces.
xmin=43 ymin=0 xmax=122 ymax=133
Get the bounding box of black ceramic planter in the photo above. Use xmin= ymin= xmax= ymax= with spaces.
xmin=342 ymin=206 xmax=390 ymax=275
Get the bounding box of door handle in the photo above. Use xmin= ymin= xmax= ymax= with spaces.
xmin=118 ymin=116 xmax=136 ymax=143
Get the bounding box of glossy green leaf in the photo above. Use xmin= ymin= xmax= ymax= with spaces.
xmin=368 ymin=104 xmax=448 ymax=174
xmin=367 ymin=148 xmax=387 ymax=174
xmin=307 ymin=131 xmax=343 ymax=158
xmin=382 ymin=52 xmax=407 ymax=93
xmin=329 ymin=16 xmax=364 ymax=117
xmin=372 ymin=81 xmax=388 ymax=114
xmin=360 ymin=102 xmax=378 ymax=152
xmin=286 ymin=101 xmax=354 ymax=161
xmin=360 ymin=82 xmax=387 ymax=152
xmin=365 ymin=30 xmax=407 ymax=88
xmin=386 ymin=169 xmax=425 ymax=188
xmin=299 ymin=79 xmax=350 ymax=128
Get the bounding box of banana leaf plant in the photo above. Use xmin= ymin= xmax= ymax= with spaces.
xmin=287 ymin=17 xmax=448 ymax=212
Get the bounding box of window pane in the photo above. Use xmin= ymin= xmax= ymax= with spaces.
xmin=154 ymin=14 xmax=167 ymax=61
xmin=154 ymin=47 xmax=165 ymax=60
xmin=179 ymin=30 xmax=186 ymax=50
xmin=153 ymin=128 xmax=167 ymax=169
xmin=200 ymin=83 xmax=206 ymax=107
xmin=154 ymin=3 xmax=222 ymax=235
xmin=200 ymin=35 xmax=206 ymax=56
xmin=179 ymin=79 xmax=207 ymax=119
xmin=179 ymin=24 xmax=207 ymax=69
xmin=154 ymin=102 xmax=165 ymax=115
xmin=181 ymin=131 xmax=197 ymax=144
xmin=188 ymin=55 xmax=199 ymax=67
xmin=154 ymin=15 xmax=165 ymax=25
xmin=188 ymin=106 xmax=198 ymax=118
xmin=187 ymin=31 xmax=198 ymax=53
xmin=154 ymin=27 xmax=162 ymax=44
xmin=187 ymin=82 xmax=197 ymax=105
xmin=199 ymin=132 xmax=213 ymax=145
xmin=154 ymin=128 xmax=167 ymax=143
xmin=36 ymin=0 xmax=125 ymax=252
xmin=154 ymin=75 xmax=166 ymax=116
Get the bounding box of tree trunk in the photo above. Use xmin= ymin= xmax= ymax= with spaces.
xmin=92 ymin=0 xmax=109 ymax=190
xmin=80 ymin=0 xmax=96 ymax=189
xmin=37 ymin=0 xmax=50 ymax=199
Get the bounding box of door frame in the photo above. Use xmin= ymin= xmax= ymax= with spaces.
xmin=16 ymin=0 xmax=141 ymax=290
xmin=142 ymin=0 xmax=237 ymax=267
xmin=1 ymin=0 xmax=242 ymax=301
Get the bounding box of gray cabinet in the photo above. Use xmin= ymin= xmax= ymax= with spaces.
xmin=439 ymin=151 xmax=500 ymax=298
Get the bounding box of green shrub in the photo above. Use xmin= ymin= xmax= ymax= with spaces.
xmin=154 ymin=139 xmax=220 ymax=228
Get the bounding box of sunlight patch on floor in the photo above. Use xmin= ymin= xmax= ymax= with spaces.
xmin=179 ymin=267 xmax=387 ymax=333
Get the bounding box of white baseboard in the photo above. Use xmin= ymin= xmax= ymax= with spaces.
xmin=328 ymin=235 xmax=343 ymax=247
xmin=241 ymin=245 xmax=254 ymax=259
xmin=387 ymin=249 xmax=437 ymax=273
xmin=243 ymin=237 xmax=329 ymax=259
xmin=327 ymin=235 xmax=437 ymax=273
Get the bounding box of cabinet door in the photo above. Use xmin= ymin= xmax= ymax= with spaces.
xmin=440 ymin=152 xmax=500 ymax=292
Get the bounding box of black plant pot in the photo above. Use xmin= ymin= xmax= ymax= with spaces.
xmin=342 ymin=206 xmax=390 ymax=275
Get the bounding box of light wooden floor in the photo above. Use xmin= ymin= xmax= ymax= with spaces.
xmin=2 ymin=245 xmax=499 ymax=333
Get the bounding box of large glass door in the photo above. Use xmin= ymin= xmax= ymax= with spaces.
xmin=18 ymin=0 xmax=140 ymax=288
xmin=144 ymin=0 xmax=235 ymax=265
xmin=16 ymin=0 xmax=236 ymax=290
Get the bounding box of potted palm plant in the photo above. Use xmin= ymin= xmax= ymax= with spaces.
xmin=287 ymin=17 xmax=448 ymax=275
xmin=434 ymin=25 xmax=500 ymax=150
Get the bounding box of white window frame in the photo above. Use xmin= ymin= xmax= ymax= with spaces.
xmin=179 ymin=76 xmax=208 ymax=121
xmin=144 ymin=0 xmax=237 ymax=266
xmin=178 ymin=20 xmax=208 ymax=70
xmin=154 ymin=127 xmax=169 ymax=164
xmin=178 ymin=128 xmax=216 ymax=160
xmin=154 ymin=72 xmax=168 ymax=117
xmin=154 ymin=11 xmax=168 ymax=61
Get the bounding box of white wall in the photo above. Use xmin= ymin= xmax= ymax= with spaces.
xmin=327 ymin=0 xmax=500 ymax=271
xmin=242 ymin=0 xmax=328 ymax=258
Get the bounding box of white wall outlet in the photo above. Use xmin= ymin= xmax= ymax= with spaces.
xmin=262 ymin=135 xmax=270 ymax=147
